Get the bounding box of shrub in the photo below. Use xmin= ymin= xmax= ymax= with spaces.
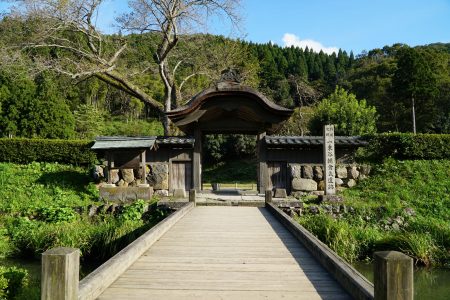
xmin=360 ymin=133 xmax=450 ymax=161
xmin=0 ymin=138 xmax=96 ymax=164
xmin=38 ymin=206 xmax=77 ymax=223
xmin=0 ymin=266 xmax=28 ymax=299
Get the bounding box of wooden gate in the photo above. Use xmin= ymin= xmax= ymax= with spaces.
xmin=171 ymin=161 xmax=192 ymax=191
xmin=267 ymin=161 xmax=287 ymax=190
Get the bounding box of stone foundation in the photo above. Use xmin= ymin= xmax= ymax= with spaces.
xmin=289 ymin=163 xmax=371 ymax=194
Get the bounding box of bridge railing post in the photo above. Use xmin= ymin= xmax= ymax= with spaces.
xmin=41 ymin=247 xmax=80 ymax=300
xmin=265 ymin=189 xmax=272 ymax=204
xmin=374 ymin=251 xmax=413 ymax=300
xmin=189 ymin=189 xmax=196 ymax=206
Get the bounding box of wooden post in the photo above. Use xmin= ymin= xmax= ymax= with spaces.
xmin=189 ymin=189 xmax=196 ymax=206
xmin=257 ymin=132 xmax=267 ymax=194
xmin=141 ymin=150 xmax=147 ymax=184
xmin=374 ymin=251 xmax=413 ymax=300
xmin=265 ymin=189 xmax=272 ymax=204
xmin=41 ymin=247 xmax=79 ymax=300
xmin=193 ymin=129 xmax=202 ymax=191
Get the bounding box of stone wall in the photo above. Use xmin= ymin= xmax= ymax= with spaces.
xmin=93 ymin=162 xmax=170 ymax=197
xmin=289 ymin=163 xmax=371 ymax=195
xmin=93 ymin=165 xmax=144 ymax=187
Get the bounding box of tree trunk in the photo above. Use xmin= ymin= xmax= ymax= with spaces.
xmin=412 ymin=96 xmax=416 ymax=134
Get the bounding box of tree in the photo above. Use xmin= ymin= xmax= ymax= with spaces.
xmin=74 ymin=104 xmax=104 ymax=139
xmin=309 ymin=87 xmax=377 ymax=135
xmin=392 ymin=47 xmax=439 ymax=133
xmin=4 ymin=0 xmax=241 ymax=134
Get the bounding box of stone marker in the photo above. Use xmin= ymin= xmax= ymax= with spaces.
xmin=41 ymin=247 xmax=79 ymax=300
xmin=323 ymin=125 xmax=336 ymax=195
xmin=374 ymin=251 xmax=413 ymax=300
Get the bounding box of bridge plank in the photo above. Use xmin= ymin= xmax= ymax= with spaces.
xmin=98 ymin=207 xmax=351 ymax=299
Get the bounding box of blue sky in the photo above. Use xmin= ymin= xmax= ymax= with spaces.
xmin=1 ymin=0 xmax=449 ymax=54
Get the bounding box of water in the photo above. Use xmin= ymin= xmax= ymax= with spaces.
xmin=354 ymin=262 xmax=450 ymax=300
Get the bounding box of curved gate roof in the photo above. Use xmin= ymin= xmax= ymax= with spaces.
xmin=167 ymin=70 xmax=293 ymax=134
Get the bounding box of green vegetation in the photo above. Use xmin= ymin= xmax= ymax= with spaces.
xmin=0 ymin=266 xmax=28 ymax=299
xmin=203 ymin=159 xmax=257 ymax=184
xmin=309 ymin=87 xmax=377 ymax=135
xmin=361 ymin=133 xmax=450 ymax=161
xmin=0 ymin=162 xmax=169 ymax=298
xmin=0 ymin=138 xmax=96 ymax=165
xmin=297 ymin=159 xmax=450 ymax=267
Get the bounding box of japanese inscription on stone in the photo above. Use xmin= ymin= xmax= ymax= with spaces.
xmin=323 ymin=125 xmax=336 ymax=195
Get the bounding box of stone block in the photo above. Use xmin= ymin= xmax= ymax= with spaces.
xmin=147 ymin=163 xmax=169 ymax=190
xmin=347 ymin=166 xmax=360 ymax=180
xmin=117 ymin=179 xmax=128 ymax=187
xmin=313 ymin=166 xmax=323 ymax=180
xmin=274 ymin=188 xmax=287 ymax=198
xmin=335 ymin=178 xmax=344 ymax=186
xmin=359 ymin=164 xmax=372 ymax=176
xmin=336 ymin=166 xmax=348 ymax=179
xmin=289 ymin=164 xmax=301 ymax=179
xmin=173 ymin=189 xmax=186 ymax=198
xmin=346 ymin=179 xmax=357 ymax=188
xmin=99 ymin=186 xmax=154 ymax=202
xmin=92 ymin=165 xmax=105 ymax=182
xmin=318 ymin=195 xmax=343 ymax=203
xmin=318 ymin=180 xmax=325 ymax=191
xmin=110 ymin=169 xmax=120 ymax=184
xmin=155 ymin=189 xmax=169 ymax=197
xmin=302 ymin=165 xmax=314 ymax=179
xmin=292 ymin=178 xmax=317 ymax=191
xmin=121 ymin=168 xmax=135 ymax=183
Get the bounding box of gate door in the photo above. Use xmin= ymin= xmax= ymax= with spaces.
xmin=267 ymin=161 xmax=287 ymax=190
xmin=171 ymin=161 xmax=192 ymax=191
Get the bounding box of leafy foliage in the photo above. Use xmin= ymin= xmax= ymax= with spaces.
xmin=0 ymin=266 xmax=28 ymax=299
xmin=0 ymin=138 xmax=96 ymax=165
xmin=309 ymin=87 xmax=377 ymax=135
xmin=360 ymin=133 xmax=450 ymax=161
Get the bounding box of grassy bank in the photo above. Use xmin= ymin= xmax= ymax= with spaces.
xmin=0 ymin=162 xmax=167 ymax=299
xmin=297 ymin=159 xmax=450 ymax=267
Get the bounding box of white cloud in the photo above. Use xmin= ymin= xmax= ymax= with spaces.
xmin=282 ymin=33 xmax=339 ymax=55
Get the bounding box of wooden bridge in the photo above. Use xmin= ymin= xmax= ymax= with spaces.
xmin=41 ymin=198 xmax=414 ymax=300
xmin=99 ymin=206 xmax=349 ymax=299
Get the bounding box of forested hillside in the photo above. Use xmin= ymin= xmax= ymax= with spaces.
xmin=1 ymin=16 xmax=449 ymax=138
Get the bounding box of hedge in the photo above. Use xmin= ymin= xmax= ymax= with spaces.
xmin=361 ymin=133 xmax=450 ymax=161
xmin=0 ymin=138 xmax=96 ymax=165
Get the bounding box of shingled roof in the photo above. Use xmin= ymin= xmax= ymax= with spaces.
xmin=91 ymin=136 xmax=157 ymax=150
xmin=92 ymin=136 xmax=195 ymax=150
xmin=265 ymin=136 xmax=368 ymax=147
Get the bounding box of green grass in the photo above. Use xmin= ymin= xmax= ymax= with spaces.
xmin=298 ymin=159 xmax=450 ymax=267
xmin=0 ymin=162 xmax=168 ymax=298
xmin=202 ymin=158 xmax=257 ymax=184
